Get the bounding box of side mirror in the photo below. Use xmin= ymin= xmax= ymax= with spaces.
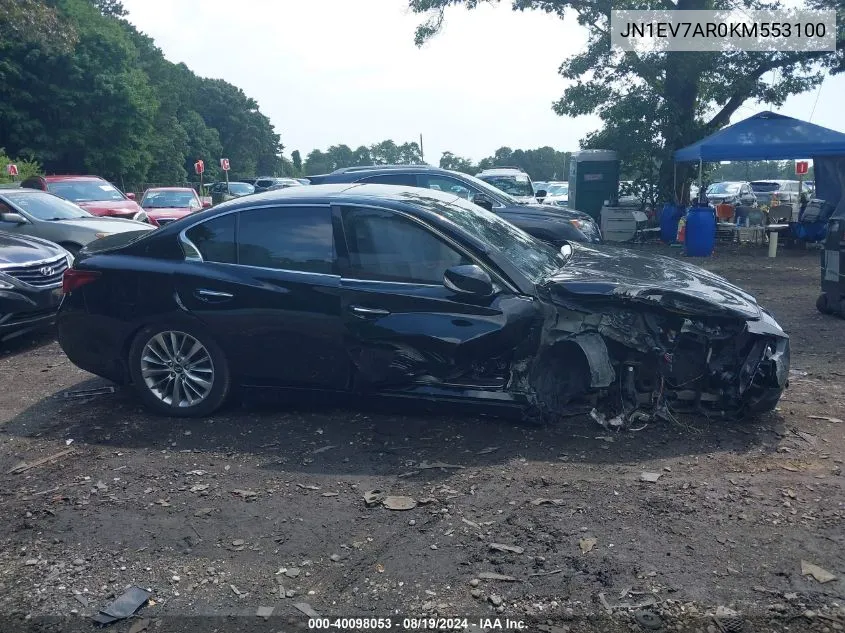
xmin=535 ymin=189 xmax=548 ymax=200
xmin=0 ymin=212 xmax=28 ymax=224
xmin=443 ymin=264 xmax=493 ymax=296
xmin=202 ymin=200 xmax=212 ymax=209
xmin=126 ymin=192 xmax=136 ymax=200
xmin=472 ymin=194 xmax=494 ymax=212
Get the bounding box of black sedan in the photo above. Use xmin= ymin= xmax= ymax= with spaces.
xmin=57 ymin=184 xmax=789 ymax=419
xmin=0 ymin=231 xmax=71 ymax=342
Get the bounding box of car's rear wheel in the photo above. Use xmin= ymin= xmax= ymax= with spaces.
xmin=128 ymin=325 xmax=230 ymax=417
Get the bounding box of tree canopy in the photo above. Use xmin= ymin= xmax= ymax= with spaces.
xmin=0 ymin=0 xmax=284 ymax=188
xmin=410 ymin=0 xmax=844 ymax=202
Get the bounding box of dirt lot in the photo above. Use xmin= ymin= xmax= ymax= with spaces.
xmin=0 ymin=243 xmax=843 ymax=633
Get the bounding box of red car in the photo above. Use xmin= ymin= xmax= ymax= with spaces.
xmin=139 ymin=187 xmax=211 ymax=226
xmin=20 ymin=175 xmax=147 ymax=221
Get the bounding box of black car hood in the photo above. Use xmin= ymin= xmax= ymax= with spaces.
xmin=0 ymin=231 xmax=65 ymax=264
xmin=501 ymin=204 xmax=582 ymax=220
xmin=542 ymin=243 xmax=762 ymax=320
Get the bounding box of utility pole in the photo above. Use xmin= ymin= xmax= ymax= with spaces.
xmin=420 ymin=134 xmax=424 ymax=164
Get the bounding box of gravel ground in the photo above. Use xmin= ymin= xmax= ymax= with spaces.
xmin=0 ymin=243 xmax=843 ymax=633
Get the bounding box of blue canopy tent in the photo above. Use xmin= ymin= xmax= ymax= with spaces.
xmin=674 ymin=111 xmax=845 ymax=219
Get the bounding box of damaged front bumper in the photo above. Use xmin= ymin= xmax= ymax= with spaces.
xmin=524 ymin=302 xmax=790 ymax=422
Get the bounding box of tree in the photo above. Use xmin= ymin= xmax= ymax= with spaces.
xmin=291 ymin=150 xmax=303 ymax=175
xmin=0 ymin=149 xmax=42 ymax=184
xmin=0 ymin=0 xmax=77 ymax=51
xmin=410 ymin=0 xmax=844 ymax=202
xmin=439 ymin=151 xmax=476 ymax=174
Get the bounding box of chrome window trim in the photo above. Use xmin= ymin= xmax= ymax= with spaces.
xmin=422 ymin=174 xmax=506 ymax=209
xmin=337 ymin=202 xmax=520 ymax=294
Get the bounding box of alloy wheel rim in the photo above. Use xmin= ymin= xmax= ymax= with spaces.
xmin=141 ymin=331 xmax=214 ymax=407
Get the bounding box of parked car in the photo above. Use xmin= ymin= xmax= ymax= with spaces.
xmin=20 ymin=175 xmax=148 ymax=221
xmin=543 ymin=182 xmax=570 ymax=207
xmin=254 ymin=177 xmax=303 ymax=193
xmin=0 ymin=189 xmax=154 ymax=256
xmin=749 ymin=180 xmax=803 ymax=209
xmin=476 ymin=167 xmax=541 ymax=204
xmin=140 ymin=187 xmax=210 ymax=227
xmin=57 ymin=183 xmax=788 ymax=419
xmin=209 ymin=181 xmax=255 ymax=205
xmin=0 ymin=231 xmax=72 ymax=342
xmin=533 ymin=181 xmax=549 ymax=194
xmin=295 ymin=178 xmax=311 ymax=186
xmin=308 ymin=165 xmax=600 ymax=244
xmin=705 ymin=181 xmax=757 ymax=207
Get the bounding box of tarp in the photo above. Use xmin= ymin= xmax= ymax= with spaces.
xmin=674 ymin=111 xmax=845 ymax=162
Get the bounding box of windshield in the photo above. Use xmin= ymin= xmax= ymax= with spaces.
xmin=2 ymin=191 xmax=92 ymax=220
xmin=707 ymin=182 xmax=741 ymax=194
xmin=47 ymin=180 xmax=126 ymax=202
xmin=546 ymin=183 xmax=569 ymax=196
xmin=142 ymin=190 xmax=199 ymax=208
xmin=421 ymin=195 xmax=566 ymax=283
xmin=477 ymin=174 xmax=535 ymax=198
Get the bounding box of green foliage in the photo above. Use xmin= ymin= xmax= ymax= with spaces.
xmin=710 ymin=160 xmax=814 ymax=181
xmin=303 ymin=141 xmax=423 ymax=175
xmin=0 ymin=0 xmax=283 ymax=190
xmin=439 ymin=151 xmax=477 ymax=174
xmin=409 ymin=0 xmax=844 ymax=202
xmin=291 ymin=150 xmax=303 ymax=175
xmin=0 ymin=149 xmax=42 ymax=183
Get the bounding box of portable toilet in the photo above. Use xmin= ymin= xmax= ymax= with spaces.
xmin=568 ymin=150 xmax=620 ymax=220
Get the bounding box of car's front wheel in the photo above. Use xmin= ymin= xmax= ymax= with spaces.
xmin=128 ymin=325 xmax=230 ymax=417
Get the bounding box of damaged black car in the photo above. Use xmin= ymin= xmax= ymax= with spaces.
xmin=56 ymin=183 xmax=789 ymax=419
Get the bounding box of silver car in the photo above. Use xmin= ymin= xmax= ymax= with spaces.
xmin=0 ymin=189 xmax=154 ymax=257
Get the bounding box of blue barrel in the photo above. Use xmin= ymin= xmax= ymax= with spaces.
xmin=685 ymin=206 xmax=716 ymax=256
xmin=660 ymin=204 xmax=684 ymax=243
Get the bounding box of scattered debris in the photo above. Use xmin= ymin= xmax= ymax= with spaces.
xmin=809 ymin=415 xmax=843 ymax=423
xmin=321 ymin=492 xmax=338 ymax=497
xmin=7 ymin=448 xmax=75 ymax=474
xmin=383 ymin=496 xmax=417 ymax=511
xmin=128 ymin=618 xmax=151 ymax=633
xmin=294 ymin=603 xmax=321 ymax=618
xmin=531 ymin=498 xmax=564 ymax=506
xmin=63 ymin=385 xmax=115 ymax=399
xmin=416 ymin=461 xmax=464 ymax=470
xmin=193 ymin=508 xmax=213 ymax=517
xmin=714 ymin=605 xmax=744 ymax=632
xmin=462 ymin=518 xmax=481 ymax=530
xmin=284 ymin=567 xmax=301 ymax=578
xmin=640 ymin=472 xmax=662 ymax=483
xmin=590 ymin=408 xmax=625 ymax=431
xmin=477 ymin=447 xmax=500 ymax=455
xmin=232 ymin=539 xmax=245 ymax=547
xmin=634 ymin=610 xmax=663 ymax=630
xmin=65 ymin=438 xmax=74 ymax=446
xmin=477 ymin=572 xmax=517 ymax=582
xmin=296 ymin=483 xmax=321 ymax=491
xmin=91 ymin=586 xmax=151 ymax=625
xmin=488 ymin=594 xmax=503 ymax=607
xmin=230 ymin=584 xmax=242 ymax=596
xmin=256 ymin=606 xmax=274 ymax=620
xmin=189 ymin=484 xmax=209 ymax=493
xmin=528 ymin=569 xmax=565 ymax=577
xmin=231 ymin=489 xmax=258 ymax=500
xmin=579 ymin=537 xmax=598 ymax=553
xmin=330 ymin=554 xmax=341 ymax=562
xmin=363 ymin=489 xmax=385 ymax=507
xmin=801 ymin=560 xmax=837 ymax=583
xmin=489 ymin=543 xmax=524 ymax=555
xmin=417 ymin=497 xmax=437 ymax=505
xmin=312 ymin=445 xmax=336 ymax=454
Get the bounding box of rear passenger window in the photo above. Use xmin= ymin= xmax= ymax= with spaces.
xmin=237 ymin=206 xmax=334 ymax=274
xmin=185 ymin=214 xmax=236 ymax=263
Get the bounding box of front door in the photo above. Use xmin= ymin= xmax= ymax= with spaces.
xmin=335 ymin=205 xmax=537 ymax=390
xmin=174 ymin=205 xmax=349 ymax=389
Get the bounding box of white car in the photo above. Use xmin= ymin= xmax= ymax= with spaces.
xmin=542 ymin=182 xmax=569 ymax=207
xmin=475 ymin=168 xmax=539 ymax=204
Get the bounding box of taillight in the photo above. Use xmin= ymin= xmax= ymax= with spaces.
xmin=62 ymin=269 xmax=100 ymax=294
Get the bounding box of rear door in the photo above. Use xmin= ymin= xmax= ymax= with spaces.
xmin=335 ymin=204 xmax=537 ymax=390
xmin=174 ymin=205 xmax=349 ymax=389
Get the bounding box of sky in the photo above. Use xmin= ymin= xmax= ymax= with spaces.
xmin=121 ymin=0 xmax=845 ymax=164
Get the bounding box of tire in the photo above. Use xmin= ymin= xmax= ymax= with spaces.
xmin=816 ymin=293 xmax=830 ymax=314
xmin=128 ymin=324 xmax=230 ymax=417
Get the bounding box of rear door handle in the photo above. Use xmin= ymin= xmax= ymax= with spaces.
xmin=349 ymin=305 xmax=390 ymax=318
xmin=195 ymin=288 xmax=234 ymax=302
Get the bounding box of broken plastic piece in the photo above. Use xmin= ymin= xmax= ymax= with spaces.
xmin=64 ymin=385 xmax=116 ymax=399
xmin=91 ymin=586 xmax=151 ymax=624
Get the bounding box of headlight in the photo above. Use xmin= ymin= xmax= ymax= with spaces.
xmin=95 ymin=232 xmax=110 ymax=239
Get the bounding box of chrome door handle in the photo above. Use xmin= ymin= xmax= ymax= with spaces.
xmin=349 ymin=305 xmax=390 ymax=318
xmin=195 ymin=288 xmax=234 ymax=301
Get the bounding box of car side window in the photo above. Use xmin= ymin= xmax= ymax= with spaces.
xmin=422 ymin=175 xmax=476 ymax=201
xmin=185 ymin=214 xmax=236 ymax=264
xmin=341 ymin=207 xmax=470 ymax=284
xmin=237 ymin=206 xmax=334 ymax=274
xmin=357 ymin=174 xmax=419 ymax=187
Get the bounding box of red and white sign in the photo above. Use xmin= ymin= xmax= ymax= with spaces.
xmin=194 ymin=160 xmax=205 ymax=175
xmin=219 ymin=158 xmax=230 ymax=171
xmin=6 ymin=164 xmax=18 ymax=177
xmin=795 ymin=160 xmax=809 ymax=175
